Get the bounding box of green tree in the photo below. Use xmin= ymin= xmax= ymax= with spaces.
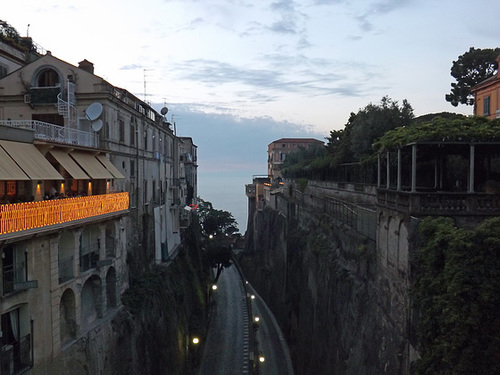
xmin=327 ymin=96 xmax=413 ymax=163
xmin=196 ymin=198 xmax=237 ymax=283
xmin=197 ymin=198 xmax=238 ymax=237
xmin=445 ymin=47 xmax=500 ymax=107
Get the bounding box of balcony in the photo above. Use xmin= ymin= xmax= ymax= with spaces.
xmin=0 ymin=192 xmax=129 ymax=236
xmin=0 ymin=120 xmax=99 ymax=148
xmin=29 ymin=86 xmax=60 ymax=104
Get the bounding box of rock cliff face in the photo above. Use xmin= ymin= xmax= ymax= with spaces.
xmin=240 ymin=199 xmax=409 ymax=374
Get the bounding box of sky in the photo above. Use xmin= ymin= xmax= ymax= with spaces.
xmin=3 ymin=0 xmax=500 ymax=231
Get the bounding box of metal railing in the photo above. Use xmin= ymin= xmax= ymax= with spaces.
xmin=0 ymin=120 xmax=99 ymax=148
xmin=0 ymin=192 xmax=129 ymax=235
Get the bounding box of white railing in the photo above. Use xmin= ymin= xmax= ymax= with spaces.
xmin=0 ymin=120 xmax=99 ymax=148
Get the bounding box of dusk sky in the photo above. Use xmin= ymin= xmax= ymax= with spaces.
xmin=3 ymin=1 xmax=500 ymax=230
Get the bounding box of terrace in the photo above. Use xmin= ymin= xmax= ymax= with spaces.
xmin=0 ymin=192 xmax=129 ymax=237
xmin=0 ymin=120 xmax=99 ymax=148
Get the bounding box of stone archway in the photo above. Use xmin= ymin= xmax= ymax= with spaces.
xmin=80 ymin=275 xmax=102 ymax=331
xmin=60 ymin=288 xmax=77 ymax=344
xmin=106 ymin=267 xmax=117 ymax=309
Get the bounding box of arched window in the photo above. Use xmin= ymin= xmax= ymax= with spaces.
xmin=36 ymin=68 xmax=59 ymax=87
xmin=60 ymin=288 xmax=76 ymax=344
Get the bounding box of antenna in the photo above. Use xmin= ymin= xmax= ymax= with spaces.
xmin=143 ymin=68 xmax=153 ymax=103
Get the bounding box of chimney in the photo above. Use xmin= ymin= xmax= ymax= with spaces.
xmin=78 ymin=59 xmax=94 ymax=74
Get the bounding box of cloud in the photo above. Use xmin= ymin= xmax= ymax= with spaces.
xmin=119 ymin=64 xmax=143 ymax=70
xmin=353 ymin=0 xmax=413 ymax=32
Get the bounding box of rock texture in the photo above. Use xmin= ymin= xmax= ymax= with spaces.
xmin=241 ymin=197 xmax=410 ymax=374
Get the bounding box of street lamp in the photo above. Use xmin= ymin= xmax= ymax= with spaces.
xmin=192 ymin=337 xmax=200 ymax=345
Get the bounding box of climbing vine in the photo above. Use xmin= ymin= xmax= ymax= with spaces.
xmin=413 ymin=216 xmax=500 ymax=374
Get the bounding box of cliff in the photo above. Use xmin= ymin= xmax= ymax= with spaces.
xmin=240 ymin=190 xmax=410 ymax=374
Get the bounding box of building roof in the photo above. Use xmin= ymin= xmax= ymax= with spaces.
xmin=269 ymin=138 xmax=324 ymax=145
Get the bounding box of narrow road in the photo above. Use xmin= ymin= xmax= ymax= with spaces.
xmin=248 ymin=284 xmax=294 ymax=375
xmin=198 ymin=265 xmax=251 ymax=374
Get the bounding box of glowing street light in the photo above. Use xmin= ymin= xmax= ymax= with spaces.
xmin=192 ymin=337 xmax=200 ymax=345
xmin=259 ymin=355 xmax=265 ymax=363
xmin=211 ymin=284 xmax=218 ymax=291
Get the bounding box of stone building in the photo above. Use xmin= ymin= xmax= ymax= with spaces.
xmin=0 ymin=37 xmax=196 ymax=373
xmin=267 ymin=138 xmax=324 ymax=181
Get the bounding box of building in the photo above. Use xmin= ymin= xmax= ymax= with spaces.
xmin=267 ymin=138 xmax=324 ymax=181
xmin=0 ymin=39 xmax=196 ymax=372
xmin=471 ymin=55 xmax=500 ymax=119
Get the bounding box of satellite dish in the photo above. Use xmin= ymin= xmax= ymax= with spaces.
xmin=85 ymin=102 xmax=103 ymax=121
xmin=91 ymin=119 xmax=103 ymax=132
xmin=160 ymin=106 xmax=169 ymax=115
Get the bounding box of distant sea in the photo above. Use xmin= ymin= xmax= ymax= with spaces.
xmin=197 ymin=171 xmax=254 ymax=235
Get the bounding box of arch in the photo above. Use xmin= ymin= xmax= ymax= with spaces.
xmin=58 ymin=231 xmax=75 ymax=283
xmin=80 ymin=275 xmax=102 ymax=331
xmin=106 ymin=267 xmax=117 ymax=309
xmin=80 ymin=226 xmax=100 ymax=272
xmin=32 ymin=66 xmax=60 ymax=87
xmin=60 ymin=288 xmax=77 ymax=344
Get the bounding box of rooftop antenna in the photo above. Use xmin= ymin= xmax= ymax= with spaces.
xmin=143 ymin=68 xmax=153 ymax=103
xmin=27 ymin=24 xmax=30 ymax=37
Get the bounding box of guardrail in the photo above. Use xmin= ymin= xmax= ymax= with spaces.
xmin=0 ymin=120 xmax=99 ymax=148
xmin=0 ymin=192 xmax=128 ymax=235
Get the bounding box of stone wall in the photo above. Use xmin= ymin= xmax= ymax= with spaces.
xmin=241 ymin=184 xmax=414 ymax=374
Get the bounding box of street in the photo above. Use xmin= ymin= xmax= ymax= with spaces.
xmin=198 ymin=264 xmax=293 ymax=374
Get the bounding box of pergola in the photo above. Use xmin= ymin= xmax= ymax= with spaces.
xmin=377 ymin=141 xmax=500 ymax=194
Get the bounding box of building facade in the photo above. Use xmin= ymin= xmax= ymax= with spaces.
xmin=267 ymin=138 xmax=324 ymax=181
xmin=471 ymin=55 xmax=500 ymax=119
xmin=0 ymin=41 xmax=196 ymax=373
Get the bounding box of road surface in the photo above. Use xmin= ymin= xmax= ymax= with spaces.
xmin=199 ymin=265 xmax=251 ymax=374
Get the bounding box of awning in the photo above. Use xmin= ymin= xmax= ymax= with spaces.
xmin=48 ymin=149 xmax=90 ymax=180
xmin=0 ymin=140 xmax=63 ymax=180
xmin=0 ymin=146 xmax=30 ymax=180
xmin=69 ymin=151 xmax=114 ymax=179
xmin=96 ymin=154 xmax=125 ymax=179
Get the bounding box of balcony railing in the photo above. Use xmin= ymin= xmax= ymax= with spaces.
xmin=0 ymin=120 xmax=99 ymax=148
xmin=0 ymin=192 xmax=129 ymax=235
xmin=377 ymin=189 xmax=500 ymax=215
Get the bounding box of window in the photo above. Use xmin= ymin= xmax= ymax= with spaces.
xmin=130 ymin=125 xmax=135 ymax=146
xmin=130 ymin=160 xmax=135 ymax=178
xmin=2 ymin=246 xmax=26 ymax=295
xmin=36 ymin=68 xmax=59 ymax=87
xmin=79 ymin=229 xmax=99 ymax=272
xmin=484 ymin=96 xmax=491 ymax=116
xmin=119 ymin=119 xmax=125 ymax=142
xmin=0 ymin=64 xmax=7 ymax=79
xmin=280 ymin=152 xmax=286 ymax=161
xmin=1 ymin=306 xmax=33 ymax=373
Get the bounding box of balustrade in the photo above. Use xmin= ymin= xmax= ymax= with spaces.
xmin=0 ymin=193 xmax=128 ymax=235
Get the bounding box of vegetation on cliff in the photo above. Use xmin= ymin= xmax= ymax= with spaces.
xmin=121 ymin=218 xmax=210 ymax=374
xmin=413 ymin=217 xmax=500 ymax=374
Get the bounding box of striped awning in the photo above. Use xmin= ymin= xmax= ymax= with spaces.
xmin=96 ymin=154 xmax=125 ymax=179
xmin=69 ymin=151 xmax=114 ymax=179
xmin=0 ymin=140 xmax=63 ymax=180
xmin=0 ymin=145 xmax=30 ymax=180
xmin=48 ymin=149 xmax=90 ymax=180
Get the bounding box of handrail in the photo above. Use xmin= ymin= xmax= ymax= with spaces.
xmin=0 ymin=192 xmax=129 ymax=235
xmin=0 ymin=120 xmax=99 ymax=148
